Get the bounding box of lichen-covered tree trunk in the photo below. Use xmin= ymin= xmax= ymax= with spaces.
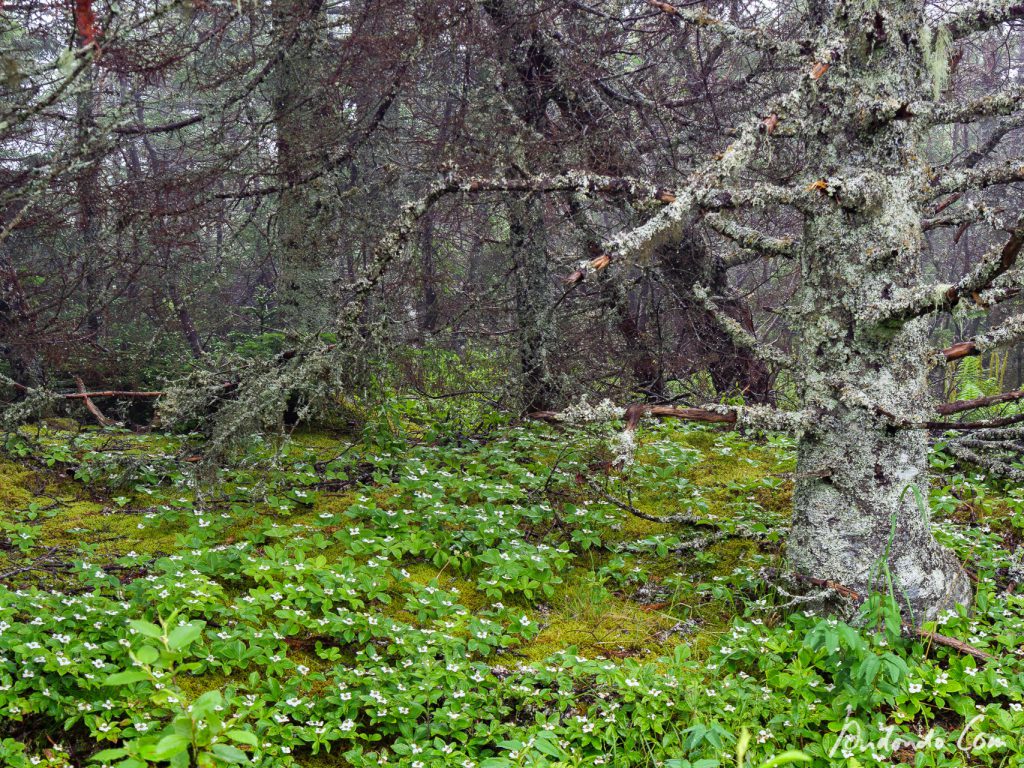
xmin=509 ymin=195 xmax=559 ymax=412
xmin=790 ymin=187 xmax=973 ymax=620
xmin=786 ymin=2 xmax=972 ymax=621
xmin=272 ymin=0 xmax=331 ymax=333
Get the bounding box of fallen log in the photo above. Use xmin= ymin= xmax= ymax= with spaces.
xmin=7 ymin=380 xmax=165 ymax=399
xmin=529 ymin=404 xmax=738 ymax=430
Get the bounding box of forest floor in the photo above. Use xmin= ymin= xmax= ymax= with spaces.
xmin=1 ymin=416 xmax=1023 ymax=767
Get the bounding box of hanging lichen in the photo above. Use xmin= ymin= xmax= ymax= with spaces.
xmin=920 ymin=24 xmax=953 ymax=99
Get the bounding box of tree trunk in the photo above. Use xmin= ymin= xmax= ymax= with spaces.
xmin=76 ymin=58 xmax=102 ymax=344
xmin=167 ymin=284 xmax=205 ymax=359
xmin=419 ymin=213 xmax=440 ymax=336
xmin=272 ymin=0 xmax=331 ymax=333
xmin=787 ymin=6 xmax=972 ymax=620
xmin=509 ymin=195 xmax=558 ymax=412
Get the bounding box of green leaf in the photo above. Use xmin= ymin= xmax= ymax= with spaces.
xmin=226 ymin=729 xmax=259 ymax=746
xmin=211 ymin=744 xmax=249 ymax=764
xmin=130 ymin=620 xmax=163 ymax=639
xmin=143 ymin=734 xmax=190 ymax=760
xmin=191 ymin=690 xmax=224 ymax=718
xmin=167 ymin=621 xmax=205 ymax=651
xmin=857 ymin=654 xmax=880 ymax=685
xmin=90 ymin=748 xmax=128 ymax=762
xmin=135 ymin=645 xmax=160 ymax=665
xmin=104 ymin=670 xmax=151 ymax=686
xmin=533 ymin=736 xmax=564 ymax=758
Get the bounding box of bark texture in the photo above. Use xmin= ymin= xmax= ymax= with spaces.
xmin=509 ymin=195 xmax=559 ymax=413
xmin=786 ymin=0 xmax=972 ymax=621
xmin=272 ymin=0 xmax=332 ymax=333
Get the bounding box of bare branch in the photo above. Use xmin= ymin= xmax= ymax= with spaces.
xmin=935 ymin=160 xmax=1024 ymax=196
xmin=936 ymin=388 xmax=1024 ymax=416
xmin=917 ymin=84 xmax=1024 ymax=125
xmin=692 ymin=284 xmax=794 ymax=368
xmin=924 ymin=412 xmax=1024 ymax=430
xmin=873 ymin=215 xmax=1024 ymax=323
xmin=529 ymin=399 xmax=811 ymax=434
xmin=643 ymin=0 xmax=810 ymax=57
xmin=945 ymin=439 xmax=1024 ymax=481
xmin=594 ymin=51 xmax=840 ymax=270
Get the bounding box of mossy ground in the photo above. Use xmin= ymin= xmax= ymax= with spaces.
xmin=0 ymin=422 xmax=791 ymax=670
xmin=4 ymin=418 xmax=1024 ymax=768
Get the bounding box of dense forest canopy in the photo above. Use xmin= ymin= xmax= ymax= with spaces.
xmin=2 ymin=0 xmax=1024 ymax=766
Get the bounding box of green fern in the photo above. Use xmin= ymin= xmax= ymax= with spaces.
xmin=946 ymin=352 xmax=1012 ymax=417
xmin=951 ymin=356 xmax=986 ymax=402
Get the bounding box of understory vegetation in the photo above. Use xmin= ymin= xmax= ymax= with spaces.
xmin=1 ymin=403 xmax=1023 ymax=768
xmin=6 ymin=0 xmax=1024 ymax=763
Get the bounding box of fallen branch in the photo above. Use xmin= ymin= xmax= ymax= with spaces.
xmin=766 ymin=570 xmax=994 ymax=662
xmin=585 ymin=480 xmax=709 ymax=526
xmin=941 ymin=312 xmax=1024 ymax=362
xmin=7 ymin=380 xmax=165 ymax=399
xmin=935 ymin=388 xmax=1024 ymax=415
xmin=528 ymin=404 xmax=737 ymax=428
xmin=74 ymin=376 xmax=117 ymax=427
xmin=913 ymin=628 xmax=993 ymax=663
xmin=943 ymin=339 xmax=981 ymax=362
xmin=624 ymin=404 xmax=737 ymax=430
xmin=924 ymin=412 xmax=1024 ymax=431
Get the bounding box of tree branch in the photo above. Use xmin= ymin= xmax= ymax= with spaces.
xmin=703 ymin=213 xmax=797 ymax=257
xmin=529 ymin=400 xmax=811 ymax=434
xmin=643 ymin=0 xmax=810 ymax=57
xmin=945 ymin=0 xmax=1024 ymax=40
xmin=916 ymin=84 xmax=1024 ymax=125
xmin=873 ymin=216 xmax=1024 ymax=323
xmin=940 ymin=312 xmax=1024 ymax=360
xmin=924 ymin=412 xmax=1024 ymax=431
xmin=692 ymin=284 xmax=794 ymax=368
xmin=936 ymin=388 xmax=1024 ymax=416
xmin=935 ymin=160 xmax=1024 ymax=196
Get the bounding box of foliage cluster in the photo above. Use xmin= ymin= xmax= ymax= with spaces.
xmin=0 ymin=414 xmax=1022 ymax=767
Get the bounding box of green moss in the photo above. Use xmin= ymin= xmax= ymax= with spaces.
xmin=687 ymin=453 xmax=765 ymax=489
xmin=38 ymin=500 xmax=182 ymax=557
xmin=310 ymin=491 xmax=360 ymax=518
xmin=403 ymin=562 xmax=490 ymax=613
xmin=0 ymin=459 xmax=37 ymax=509
xmin=296 ymin=750 xmax=353 ymax=767
xmin=754 ymin=482 xmax=793 ymax=517
xmin=511 ymin=594 xmax=676 ymax=663
xmin=290 ymin=427 xmax=357 ymax=457
xmin=176 ymin=670 xmax=234 ymax=700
